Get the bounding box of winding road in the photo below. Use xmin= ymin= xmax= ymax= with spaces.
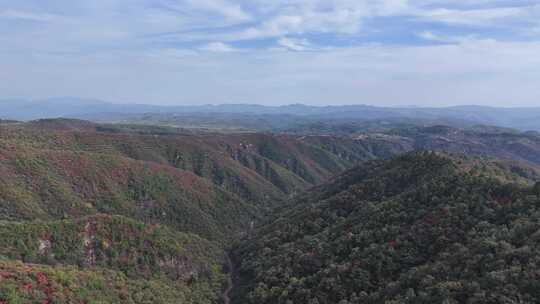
xmin=222 ymin=253 xmax=234 ymax=304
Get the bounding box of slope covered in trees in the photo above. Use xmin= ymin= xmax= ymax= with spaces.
xmin=3 ymin=119 xmax=540 ymax=303
xmin=389 ymin=125 xmax=540 ymax=165
xmin=300 ymin=124 xmax=540 ymax=167
xmin=0 ymin=260 xmax=220 ymax=304
xmin=0 ymin=120 xmax=374 ymax=206
xmin=0 ymin=215 xmax=222 ymax=303
xmin=0 ymin=119 xmax=378 ymax=303
xmin=0 ymin=142 xmax=255 ymax=241
xmin=0 ymin=215 xmax=221 ymax=278
xmin=233 ymin=152 xmax=540 ymax=304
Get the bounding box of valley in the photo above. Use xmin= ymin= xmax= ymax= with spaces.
xmin=0 ymin=119 xmax=375 ymax=303
xmin=1 ymin=118 xmax=540 ymax=303
xmin=3 ymin=1 xmax=539 ymax=302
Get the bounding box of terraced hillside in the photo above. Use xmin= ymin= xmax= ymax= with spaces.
xmin=233 ymin=152 xmax=540 ymax=304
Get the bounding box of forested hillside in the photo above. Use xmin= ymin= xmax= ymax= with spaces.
xmin=302 ymin=124 xmax=540 ymax=171
xmin=0 ymin=119 xmax=376 ymax=303
xmin=0 ymin=139 xmax=255 ymax=241
xmin=3 ymin=119 xmax=540 ymax=303
xmin=3 ymin=0 xmax=539 ymax=300
xmin=233 ymin=152 xmax=540 ymax=303
xmin=0 ymin=215 xmax=222 ymax=303
xmin=0 ymin=119 xmax=375 ymax=206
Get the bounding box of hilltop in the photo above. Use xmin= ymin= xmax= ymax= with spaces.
xmin=233 ymin=152 xmax=540 ymax=303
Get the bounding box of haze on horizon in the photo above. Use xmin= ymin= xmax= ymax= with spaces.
xmin=1 ymin=0 xmax=539 ymax=107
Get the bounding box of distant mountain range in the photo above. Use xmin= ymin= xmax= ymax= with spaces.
xmin=1 ymin=97 xmax=540 ymax=131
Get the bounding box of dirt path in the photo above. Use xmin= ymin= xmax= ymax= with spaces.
xmin=222 ymin=253 xmax=234 ymax=304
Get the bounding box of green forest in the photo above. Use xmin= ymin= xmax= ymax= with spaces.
xmin=1 ymin=119 xmax=540 ymax=303
xmin=233 ymin=152 xmax=540 ymax=303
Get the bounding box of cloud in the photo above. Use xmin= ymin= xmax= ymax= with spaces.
xmin=418 ymin=5 xmax=539 ymax=25
xmin=419 ymin=6 xmax=526 ymax=25
xmin=1 ymin=0 xmax=540 ymax=106
xmin=277 ymin=37 xmax=311 ymax=51
xmin=239 ymin=15 xmax=306 ymax=39
xmin=0 ymin=9 xmax=58 ymax=22
xmin=199 ymin=42 xmax=235 ymax=52
xmin=231 ymin=1 xmax=408 ymax=40
xmin=418 ymin=31 xmax=441 ymax=41
xmin=162 ymin=0 xmax=252 ymax=22
xmin=3 ymin=36 xmax=540 ymax=106
xmin=191 ymin=0 xmax=251 ymax=21
xmin=417 ymin=31 xmax=477 ymax=44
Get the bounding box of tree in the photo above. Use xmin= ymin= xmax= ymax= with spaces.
xmin=534 ymin=182 xmax=540 ymax=195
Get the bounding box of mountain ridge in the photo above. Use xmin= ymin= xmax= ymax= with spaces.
xmin=3 ymin=118 xmax=540 ymax=303
xmin=232 ymin=152 xmax=540 ymax=303
xmin=2 ymin=98 xmax=540 ymax=131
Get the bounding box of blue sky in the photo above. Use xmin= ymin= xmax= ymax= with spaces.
xmin=1 ymin=0 xmax=540 ymax=106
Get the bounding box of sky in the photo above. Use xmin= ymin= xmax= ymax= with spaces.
xmin=1 ymin=0 xmax=540 ymax=106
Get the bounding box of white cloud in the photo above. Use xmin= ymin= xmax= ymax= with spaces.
xmin=199 ymin=42 xmax=235 ymax=52
xmin=165 ymin=0 xmax=252 ymax=22
xmin=1 ymin=0 xmax=540 ymax=106
xmin=418 ymin=6 xmax=532 ymax=25
xmin=277 ymin=37 xmax=311 ymax=51
xmin=418 ymin=31 xmax=440 ymax=41
xmin=194 ymin=0 xmax=251 ymax=21
xmin=239 ymin=15 xmax=306 ymax=39
xmin=0 ymin=9 xmax=58 ymax=22
xmin=231 ymin=0 xmax=407 ymax=40
xmin=417 ymin=31 xmax=477 ymax=44
xmin=3 ymin=36 xmax=540 ymax=106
